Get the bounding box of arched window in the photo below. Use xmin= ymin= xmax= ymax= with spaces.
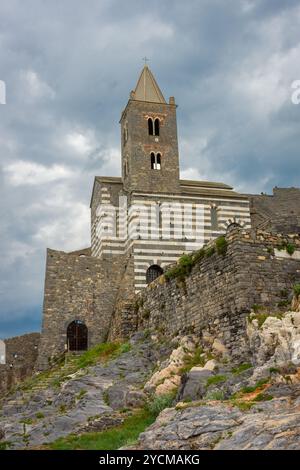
xmin=146 ymin=264 xmax=164 ymax=284
xmin=148 ymin=118 xmax=154 ymax=135
xmin=67 ymin=320 xmax=88 ymax=351
xmin=151 ymin=152 xmax=161 ymax=170
xmin=210 ymin=206 xmax=218 ymax=230
xmin=156 ymin=153 xmax=161 ymax=169
xmin=154 ymin=118 xmax=160 ymax=136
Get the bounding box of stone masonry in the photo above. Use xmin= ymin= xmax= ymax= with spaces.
xmin=0 ymin=333 xmax=40 ymax=395
xmin=110 ymin=227 xmax=300 ymax=357
xmin=36 ymin=248 xmax=127 ymax=369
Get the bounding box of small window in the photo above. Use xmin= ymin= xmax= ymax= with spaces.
xmin=154 ymin=118 xmax=160 ymax=136
xmin=210 ymin=206 xmax=218 ymax=230
xmin=146 ymin=265 xmax=163 ymax=284
xmin=148 ymin=118 xmax=154 ymax=135
xmin=151 ymin=152 xmax=161 ymax=170
xmin=123 ymin=122 xmax=128 ymax=143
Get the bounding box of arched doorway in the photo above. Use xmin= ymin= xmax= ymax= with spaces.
xmin=67 ymin=320 xmax=88 ymax=351
xmin=146 ymin=264 xmax=164 ymax=284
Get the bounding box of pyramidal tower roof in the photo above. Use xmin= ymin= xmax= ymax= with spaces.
xmin=132 ymin=65 xmax=166 ymax=103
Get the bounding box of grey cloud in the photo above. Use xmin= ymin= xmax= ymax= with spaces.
xmin=0 ymin=0 xmax=299 ymax=337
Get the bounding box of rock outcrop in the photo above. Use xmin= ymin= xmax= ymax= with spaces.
xmin=135 ymin=392 xmax=300 ymax=450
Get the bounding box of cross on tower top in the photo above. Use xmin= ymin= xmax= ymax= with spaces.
xmin=142 ymin=56 xmax=149 ymax=66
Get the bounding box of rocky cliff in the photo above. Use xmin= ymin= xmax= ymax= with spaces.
xmin=1 ymin=298 xmax=300 ymax=450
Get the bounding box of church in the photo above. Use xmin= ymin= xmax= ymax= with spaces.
xmin=37 ymin=65 xmax=296 ymax=369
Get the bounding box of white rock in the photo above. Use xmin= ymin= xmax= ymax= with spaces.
xmin=203 ymin=359 xmax=218 ymax=371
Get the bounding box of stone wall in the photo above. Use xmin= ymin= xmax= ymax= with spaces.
xmin=110 ymin=228 xmax=300 ymax=357
xmin=0 ymin=333 xmax=40 ymax=395
xmin=249 ymin=187 xmax=300 ymax=233
xmin=36 ymin=247 xmax=125 ymax=370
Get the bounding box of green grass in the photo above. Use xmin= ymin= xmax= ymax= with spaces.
xmin=36 ymin=412 xmax=45 ymax=419
xmin=76 ymin=342 xmax=131 ymax=369
xmin=231 ymin=363 xmax=252 ymax=375
xmin=206 ymin=375 xmax=227 ymax=387
xmin=205 ymin=390 xmax=225 ymax=400
xmin=10 ymin=341 xmax=132 ymax=395
xmin=145 ymin=393 xmax=176 ymax=417
xmin=50 ymin=409 xmax=156 ymax=450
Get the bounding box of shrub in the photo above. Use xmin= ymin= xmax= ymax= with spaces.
xmin=215 ymin=236 xmax=227 ymax=256
xmin=286 ymin=243 xmax=295 ymax=255
xmin=293 ymin=284 xmax=300 ymax=297
xmin=36 ymin=412 xmax=45 ymax=419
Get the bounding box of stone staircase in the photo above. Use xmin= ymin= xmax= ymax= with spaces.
xmin=1 ymin=353 xmax=84 ymax=415
xmin=29 ymin=353 xmax=83 ymax=392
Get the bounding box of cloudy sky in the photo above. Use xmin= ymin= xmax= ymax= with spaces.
xmin=0 ymin=0 xmax=300 ymax=338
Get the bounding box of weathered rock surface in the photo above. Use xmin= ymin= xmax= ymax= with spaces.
xmin=135 ymin=390 xmax=300 ymax=450
xmin=144 ymin=335 xmax=198 ymax=396
xmin=248 ymin=311 xmax=300 ymax=368
xmin=0 ymin=335 xmax=170 ymax=449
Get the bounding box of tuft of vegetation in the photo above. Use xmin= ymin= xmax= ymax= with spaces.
xmin=293 ymin=284 xmax=300 ymax=297
xmin=58 ymin=404 xmax=67 ymax=414
xmin=269 ymin=367 xmax=280 ymax=374
xmin=205 ymin=390 xmax=225 ymax=401
xmin=231 ymin=363 xmax=252 ymax=375
xmin=164 ymin=254 xmax=194 ymax=281
xmin=164 ymin=237 xmax=227 ymax=281
xmin=0 ymin=441 xmax=11 ymax=450
xmin=206 ymin=375 xmax=227 ymax=387
xmin=76 ymin=389 xmax=87 ymax=400
xmin=251 ymin=304 xmax=262 ymax=313
xmin=215 ymin=236 xmax=227 ymax=256
xmin=145 ymin=392 xmax=176 ymax=418
xmin=49 ymin=409 xmax=155 ymax=450
xmin=277 ymin=242 xmax=296 ymax=256
xmin=253 ymin=393 xmax=273 ymax=402
xmin=286 ymin=243 xmax=295 ymax=256
xmin=192 ymin=248 xmax=206 ymax=264
xmin=35 ymin=412 xmax=45 ymax=419
xmin=179 ymin=346 xmax=205 ymax=374
xmin=249 ymin=312 xmax=283 ymax=328
xmin=240 ymin=378 xmax=269 ymax=394
xmin=77 ymin=341 xmax=131 ymax=369
xmin=205 ymin=246 xmax=215 ymax=257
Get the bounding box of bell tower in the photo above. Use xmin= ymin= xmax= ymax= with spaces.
xmin=120 ymin=65 xmax=180 ymax=194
